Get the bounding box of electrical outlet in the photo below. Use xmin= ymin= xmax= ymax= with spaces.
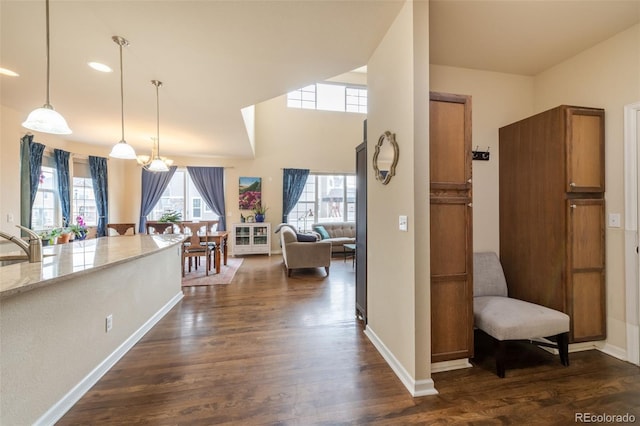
xmin=106 ymin=314 xmax=113 ymax=333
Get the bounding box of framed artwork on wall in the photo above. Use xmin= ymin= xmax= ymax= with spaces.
xmin=239 ymin=177 xmax=261 ymax=210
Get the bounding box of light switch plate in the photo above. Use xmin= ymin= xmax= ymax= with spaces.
xmin=399 ymin=215 xmax=408 ymax=232
xmin=608 ymin=213 xmax=621 ymax=228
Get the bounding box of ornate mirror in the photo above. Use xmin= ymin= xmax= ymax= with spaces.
xmin=373 ymin=131 xmax=399 ymax=185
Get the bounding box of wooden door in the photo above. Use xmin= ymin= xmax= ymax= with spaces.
xmin=567 ymin=198 xmax=606 ymax=341
xmin=430 ymin=92 xmax=473 ymax=362
xmin=566 ymin=108 xmax=605 ymax=193
xmin=355 ymin=138 xmax=367 ymax=323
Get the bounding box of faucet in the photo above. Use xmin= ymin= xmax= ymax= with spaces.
xmin=0 ymin=225 xmax=43 ymax=263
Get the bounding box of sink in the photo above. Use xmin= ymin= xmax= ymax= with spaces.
xmin=0 ymin=255 xmax=28 ymax=267
xmin=0 ymin=254 xmax=54 ymax=267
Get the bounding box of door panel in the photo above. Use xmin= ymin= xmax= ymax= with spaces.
xmin=430 ymin=202 xmax=469 ymax=277
xmin=568 ymin=198 xmax=606 ymax=341
xmin=431 ymin=278 xmax=472 ymax=361
xmin=571 ymin=271 xmax=605 ymax=341
xmin=567 ymin=109 xmax=604 ymax=192
xmin=430 ymin=101 xmax=466 ymax=185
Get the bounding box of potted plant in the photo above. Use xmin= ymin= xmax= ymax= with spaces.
xmin=39 ymin=229 xmax=57 ymax=246
xmin=159 ymin=210 xmax=182 ymax=223
xmin=56 ymin=227 xmax=72 ymax=244
xmin=69 ymin=216 xmax=88 ymax=241
xmin=252 ymin=203 xmax=268 ymax=223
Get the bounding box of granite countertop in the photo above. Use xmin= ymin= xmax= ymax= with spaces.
xmin=0 ymin=234 xmax=185 ymax=299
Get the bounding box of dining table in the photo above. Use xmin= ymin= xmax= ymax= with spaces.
xmin=199 ymin=231 xmax=229 ymax=274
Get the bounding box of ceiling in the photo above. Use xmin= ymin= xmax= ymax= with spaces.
xmin=2 ymin=1 xmax=639 ymax=159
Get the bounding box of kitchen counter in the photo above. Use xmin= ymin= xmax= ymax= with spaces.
xmin=0 ymin=234 xmax=185 ymax=299
xmin=1 ymin=233 xmax=185 ymax=425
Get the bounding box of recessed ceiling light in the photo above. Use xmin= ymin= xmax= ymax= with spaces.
xmin=88 ymin=62 xmax=112 ymax=73
xmin=0 ymin=67 xmax=19 ymax=77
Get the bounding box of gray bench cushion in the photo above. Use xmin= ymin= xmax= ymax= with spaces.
xmin=474 ymin=296 xmax=570 ymax=341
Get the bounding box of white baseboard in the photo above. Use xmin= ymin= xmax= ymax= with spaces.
xmin=431 ymin=358 xmax=472 ymax=373
xmin=34 ymin=291 xmax=184 ymax=426
xmin=600 ymin=342 xmax=628 ymax=362
xmin=626 ymin=323 xmax=639 ymax=365
xmin=364 ymin=326 xmax=438 ymax=397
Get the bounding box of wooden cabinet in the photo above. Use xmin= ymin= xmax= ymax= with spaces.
xmin=499 ymin=105 xmax=605 ymax=342
xmin=430 ymin=91 xmax=474 ymax=362
xmin=232 ymin=223 xmax=271 ymax=256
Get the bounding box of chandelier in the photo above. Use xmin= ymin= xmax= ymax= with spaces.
xmin=137 ymin=80 xmax=172 ymax=172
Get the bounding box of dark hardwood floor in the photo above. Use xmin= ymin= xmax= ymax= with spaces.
xmin=59 ymin=256 xmax=640 ymax=425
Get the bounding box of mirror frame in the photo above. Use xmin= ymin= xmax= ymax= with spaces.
xmin=373 ymin=130 xmax=399 ymax=185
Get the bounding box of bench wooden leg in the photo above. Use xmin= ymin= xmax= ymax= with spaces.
xmin=495 ymin=339 xmax=506 ymax=378
xmin=557 ymin=332 xmax=570 ymax=367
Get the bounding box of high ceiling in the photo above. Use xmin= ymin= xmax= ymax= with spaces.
xmin=430 ymin=0 xmax=640 ymax=76
xmin=1 ymin=1 xmax=639 ymax=159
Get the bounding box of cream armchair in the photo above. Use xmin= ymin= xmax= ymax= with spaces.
xmin=279 ymin=226 xmax=331 ymax=277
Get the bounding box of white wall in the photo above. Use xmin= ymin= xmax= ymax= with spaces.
xmin=430 ymin=66 xmax=534 ymax=253
xmin=366 ymin=0 xmax=432 ymax=393
xmin=533 ymin=24 xmax=640 ymax=353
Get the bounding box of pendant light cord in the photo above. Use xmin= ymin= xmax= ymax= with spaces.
xmin=156 ymin=81 xmax=160 ymax=158
xmin=45 ymin=0 xmax=51 ymax=107
xmin=119 ymin=41 xmax=125 ymax=142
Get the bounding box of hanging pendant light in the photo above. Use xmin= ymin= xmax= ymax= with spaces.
xmin=109 ymin=35 xmax=137 ymax=159
xmin=22 ymin=0 xmax=72 ymax=135
xmin=144 ymin=80 xmax=170 ymax=172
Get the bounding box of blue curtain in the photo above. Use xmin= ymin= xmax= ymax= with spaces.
xmin=282 ymin=168 xmax=310 ymax=223
xmin=187 ymin=166 xmax=227 ymax=231
xmin=89 ymin=156 xmax=109 ymax=237
xmin=139 ymin=166 xmax=177 ymax=233
xmin=54 ymin=149 xmax=71 ymax=226
xmin=20 ymin=136 xmax=47 ymax=231
xmin=20 ymin=135 xmax=33 ymax=230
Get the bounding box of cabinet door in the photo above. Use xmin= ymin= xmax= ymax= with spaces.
xmin=429 ymin=91 xmax=473 ymax=363
xmin=235 ymin=225 xmax=251 ymax=246
xmin=430 ymin=92 xmax=472 ymax=190
xmin=567 ymin=199 xmax=606 ymax=341
xmin=430 ymin=200 xmax=473 ymax=362
xmin=252 ymin=225 xmax=269 ymax=247
xmin=566 ymin=108 xmax=605 ymax=193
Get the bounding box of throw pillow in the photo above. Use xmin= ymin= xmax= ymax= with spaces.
xmin=296 ymin=233 xmax=318 ymax=242
xmin=314 ymin=225 xmax=330 ymax=240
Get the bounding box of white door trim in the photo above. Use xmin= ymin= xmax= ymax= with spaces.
xmin=623 ymin=101 xmax=640 ymax=366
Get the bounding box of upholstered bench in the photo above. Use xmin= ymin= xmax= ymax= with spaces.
xmin=473 ymin=252 xmax=570 ymax=377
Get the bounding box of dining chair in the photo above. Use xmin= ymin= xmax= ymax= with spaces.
xmin=179 ymin=222 xmax=212 ymax=276
xmin=107 ymin=223 xmax=136 ymax=236
xmin=146 ymin=221 xmax=174 ymax=235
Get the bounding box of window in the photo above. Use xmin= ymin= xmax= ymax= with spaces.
xmin=192 ymin=198 xmax=202 ymax=219
xmin=287 ymin=84 xmax=316 ymax=109
xmin=287 ymin=83 xmax=367 ymax=113
xmin=72 ymin=177 xmax=97 ymax=226
xmin=286 ymin=173 xmax=356 ymax=232
xmin=346 ymin=87 xmax=367 ymax=113
xmin=31 ymin=165 xmax=59 ymax=229
xmin=148 ymin=170 xmax=219 ymax=222
xmin=72 ymin=160 xmax=97 ymax=226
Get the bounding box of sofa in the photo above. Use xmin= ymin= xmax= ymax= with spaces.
xmin=311 ymin=222 xmax=356 ymax=254
xmin=279 ymin=226 xmax=332 ymax=276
